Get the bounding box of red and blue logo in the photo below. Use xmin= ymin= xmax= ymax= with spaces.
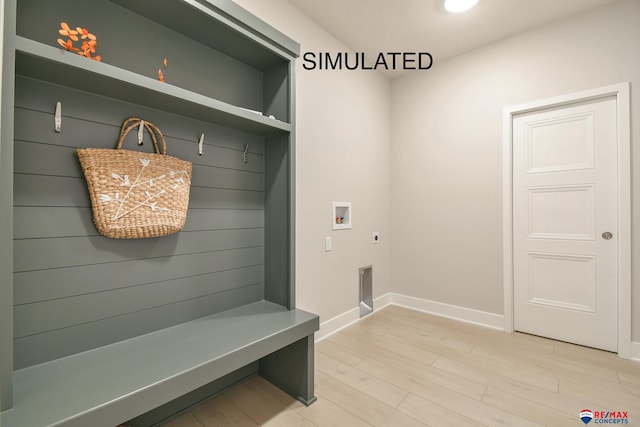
xmin=581 ymin=409 xmax=594 ymax=425
xmin=580 ymin=409 xmax=629 ymax=424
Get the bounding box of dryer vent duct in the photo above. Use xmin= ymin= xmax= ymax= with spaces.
xmin=359 ymin=266 xmax=373 ymax=318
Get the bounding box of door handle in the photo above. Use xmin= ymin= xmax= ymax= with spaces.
xmin=602 ymin=232 xmax=613 ymax=240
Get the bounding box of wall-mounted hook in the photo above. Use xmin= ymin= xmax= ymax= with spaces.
xmin=243 ymin=144 xmax=249 ymax=164
xmin=54 ymin=102 xmax=62 ymax=133
xmin=138 ymin=120 xmax=145 ymax=145
xmin=198 ymin=134 xmax=205 ymax=156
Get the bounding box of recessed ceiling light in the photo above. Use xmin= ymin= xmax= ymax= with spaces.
xmin=444 ymin=0 xmax=479 ymax=13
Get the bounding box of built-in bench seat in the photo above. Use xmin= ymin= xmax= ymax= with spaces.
xmin=0 ymin=301 xmax=319 ymax=427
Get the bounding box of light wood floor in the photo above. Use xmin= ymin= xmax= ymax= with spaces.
xmin=160 ymin=305 xmax=640 ymax=427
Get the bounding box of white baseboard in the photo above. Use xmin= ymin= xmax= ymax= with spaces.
xmin=375 ymin=292 xmax=392 ymax=310
xmin=315 ymin=293 xmax=391 ymax=342
xmin=316 ymin=292 xmax=503 ymax=341
xmin=389 ymin=293 xmax=505 ymax=331
xmin=631 ymin=341 xmax=640 ymax=362
xmin=316 ymin=293 xmax=638 ymax=363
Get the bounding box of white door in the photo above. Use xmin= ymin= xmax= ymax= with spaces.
xmin=512 ymin=96 xmax=618 ymax=352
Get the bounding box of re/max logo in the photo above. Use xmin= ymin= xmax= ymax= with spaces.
xmin=594 ymin=412 xmax=628 ymax=419
xmin=581 ymin=409 xmax=630 ymax=425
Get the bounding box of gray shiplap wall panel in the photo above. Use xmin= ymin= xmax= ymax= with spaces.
xmin=14 ymin=265 xmax=264 ymax=337
xmin=14 ymin=228 xmax=264 ymax=272
xmin=13 ymin=283 xmax=265 ymax=369
xmin=183 ymin=209 xmax=264 ymax=232
xmin=14 ymin=207 xmax=97 ymax=238
xmin=117 ymin=133 xmax=264 ymax=175
xmin=14 ymin=108 xmax=120 ymax=151
xmin=14 ymin=207 xmax=265 ymax=239
xmin=188 ymin=187 xmax=264 ymax=210
xmin=190 ymin=165 xmax=263 ymax=191
xmin=14 ymin=140 xmax=81 ymax=177
xmin=14 ymin=107 xmax=265 ymax=174
xmin=14 ymin=175 xmax=90 ymax=207
xmin=14 ymin=247 xmax=264 ymax=305
xmin=14 ymin=174 xmax=264 ymax=209
xmin=14 ymin=139 xmax=264 ymax=191
xmin=13 ymin=77 xmax=268 ymax=368
xmin=15 ymin=76 xmax=266 ymax=155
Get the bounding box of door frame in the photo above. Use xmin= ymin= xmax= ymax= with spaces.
xmin=502 ymin=82 xmax=631 ymax=358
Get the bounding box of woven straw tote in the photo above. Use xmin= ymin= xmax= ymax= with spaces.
xmin=77 ymin=118 xmax=192 ymax=239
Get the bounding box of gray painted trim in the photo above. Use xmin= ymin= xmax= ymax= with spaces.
xmin=288 ymin=60 xmax=297 ymax=310
xmin=259 ymin=334 xmax=317 ymax=405
xmin=0 ymin=0 xmax=16 ymax=411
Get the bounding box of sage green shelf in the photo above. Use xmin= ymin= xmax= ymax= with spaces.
xmin=15 ymin=36 xmax=293 ymax=136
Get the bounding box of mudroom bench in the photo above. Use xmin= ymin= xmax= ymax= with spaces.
xmin=1 ymin=301 xmax=318 ymax=427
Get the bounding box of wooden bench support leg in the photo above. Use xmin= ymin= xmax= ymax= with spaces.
xmin=259 ymin=334 xmax=316 ymax=406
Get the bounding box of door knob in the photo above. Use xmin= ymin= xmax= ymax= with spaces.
xmin=602 ymin=232 xmax=613 ymax=240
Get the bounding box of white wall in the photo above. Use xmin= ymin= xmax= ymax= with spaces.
xmin=391 ymin=0 xmax=640 ymax=339
xmin=236 ymin=0 xmax=640 ymax=343
xmin=231 ymin=0 xmax=392 ymax=328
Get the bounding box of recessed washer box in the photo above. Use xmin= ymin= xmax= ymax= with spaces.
xmin=333 ymin=202 xmax=352 ymax=230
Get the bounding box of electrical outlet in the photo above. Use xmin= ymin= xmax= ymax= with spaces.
xmin=372 ymin=232 xmax=380 ymax=244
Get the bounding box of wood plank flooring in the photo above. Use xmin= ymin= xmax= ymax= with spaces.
xmin=159 ymin=305 xmax=640 ymax=427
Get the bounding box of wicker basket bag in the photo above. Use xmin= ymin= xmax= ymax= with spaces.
xmin=77 ymin=118 xmax=192 ymax=239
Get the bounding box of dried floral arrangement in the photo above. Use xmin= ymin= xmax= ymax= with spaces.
xmin=57 ymin=23 xmax=170 ymax=82
xmin=57 ymin=22 xmax=101 ymax=61
xmin=158 ymin=57 xmax=168 ymax=82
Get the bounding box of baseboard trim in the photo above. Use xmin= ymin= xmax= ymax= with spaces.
xmin=316 ymin=293 xmax=638 ymax=363
xmin=316 ymin=293 xmax=503 ymax=341
xmin=631 ymin=341 xmax=640 ymax=362
xmin=389 ymin=293 xmax=505 ymax=331
xmin=315 ymin=293 xmax=391 ymax=342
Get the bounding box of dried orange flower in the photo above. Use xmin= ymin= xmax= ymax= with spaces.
xmin=57 ymin=22 xmax=101 ymax=61
xmin=59 ymin=22 xmax=78 ymax=41
xmin=76 ymin=27 xmax=96 ymax=41
xmin=78 ymin=39 xmax=101 ymax=61
xmin=57 ymin=38 xmax=79 ymax=52
xmin=158 ymin=57 xmax=168 ymax=82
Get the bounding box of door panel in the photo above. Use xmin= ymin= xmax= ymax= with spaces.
xmin=527 ymin=252 xmax=596 ymax=312
xmin=513 ymin=96 xmax=617 ymax=352
xmin=526 ymin=112 xmax=595 ymax=173
xmin=527 ymin=185 xmax=595 ymax=240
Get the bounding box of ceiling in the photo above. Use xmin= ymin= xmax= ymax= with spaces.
xmin=285 ymin=0 xmax=618 ymax=78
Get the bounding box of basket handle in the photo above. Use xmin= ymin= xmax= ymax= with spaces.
xmin=117 ymin=117 xmax=168 ymax=155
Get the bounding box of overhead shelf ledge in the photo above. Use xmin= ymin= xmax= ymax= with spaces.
xmin=13 ymin=36 xmax=292 ymax=136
